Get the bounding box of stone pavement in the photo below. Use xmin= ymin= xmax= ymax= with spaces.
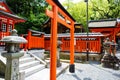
xmin=25 ymin=63 xmax=68 ymax=80
xmin=57 ymin=62 xmax=120 ymax=80
xmin=0 ymin=50 xmax=120 ymax=80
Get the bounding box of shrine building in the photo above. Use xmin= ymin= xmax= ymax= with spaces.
xmin=0 ymin=0 xmax=25 ymax=42
xmin=89 ymin=19 xmax=120 ymax=49
xmin=89 ymin=19 xmax=120 ymax=40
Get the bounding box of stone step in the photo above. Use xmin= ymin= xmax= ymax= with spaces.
xmin=19 ymin=61 xmax=40 ymax=70
xmin=20 ymin=53 xmax=31 ymax=58
xmin=22 ymin=64 xmax=45 ymax=77
xmin=19 ymin=57 xmax=35 ymax=64
xmin=25 ymin=63 xmax=69 ymax=80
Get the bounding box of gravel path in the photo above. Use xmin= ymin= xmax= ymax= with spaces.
xmin=57 ymin=61 xmax=120 ymax=80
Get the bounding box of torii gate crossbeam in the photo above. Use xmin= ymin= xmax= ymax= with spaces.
xmin=45 ymin=0 xmax=75 ymax=80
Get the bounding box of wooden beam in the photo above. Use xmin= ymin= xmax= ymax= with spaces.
xmin=46 ymin=9 xmax=72 ymax=29
xmin=58 ymin=8 xmax=73 ymax=23
xmin=57 ymin=16 xmax=71 ymax=29
xmin=46 ymin=9 xmax=53 ymax=18
xmin=46 ymin=0 xmax=74 ymax=23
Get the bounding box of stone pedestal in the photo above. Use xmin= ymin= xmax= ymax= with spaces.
xmin=101 ymin=54 xmax=113 ymax=68
xmin=101 ymin=54 xmax=120 ymax=69
xmin=57 ymin=41 xmax=62 ymax=67
xmin=2 ymin=51 xmax=24 ymax=80
xmin=57 ymin=48 xmax=61 ymax=67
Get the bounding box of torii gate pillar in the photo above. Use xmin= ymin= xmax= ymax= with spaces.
xmin=46 ymin=0 xmax=75 ymax=80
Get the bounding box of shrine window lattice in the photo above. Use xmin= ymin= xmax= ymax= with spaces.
xmin=2 ymin=23 xmax=6 ymax=32
xmin=1 ymin=23 xmax=12 ymax=32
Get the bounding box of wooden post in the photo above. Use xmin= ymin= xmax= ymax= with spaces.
xmin=28 ymin=30 xmax=31 ymax=49
xmin=7 ymin=19 xmax=9 ymax=36
xmin=69 ymin=22 xmax=75 ymax=73
xmin=50 ymin=5 xmax=58 ymax=80
xmin=45 ymin=0 xmax=75 ymax=79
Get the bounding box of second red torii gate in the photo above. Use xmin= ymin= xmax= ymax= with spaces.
xmin=45 ymin=0 xmax=75 ymax=80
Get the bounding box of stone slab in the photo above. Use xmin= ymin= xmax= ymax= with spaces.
xmin=25 ymin=63 xmax=68 ymax=80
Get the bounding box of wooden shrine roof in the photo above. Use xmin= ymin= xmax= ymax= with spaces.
xmin=0 ymin=0 xmax=26 ymax=22
xmin=88 ymin=19 xmax=117 ymax=28
xmin=45 ymin=32 xmax=104 ymax=38
xmin=0 ymin=10 xmax=25 ymax=21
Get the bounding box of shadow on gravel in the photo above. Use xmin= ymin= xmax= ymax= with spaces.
xmin=90 ymin=63 xmax=120 ymax=78
xmin=112 ymin=73 xmax=120 ymax=78
xmin=72 ymin=74 xmax=81 ymax=80
xmin=83 ymin=77 xmax=92 ymax=80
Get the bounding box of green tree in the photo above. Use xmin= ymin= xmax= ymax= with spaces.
xmin=6 ymin=0 xmax=48 ymax=34
xmin=63 ymin=1 xmax=93 ymax=31
xmin=62 ymin=0 xmax=120 ymax=31
xmin=90 ymin=0 xmax=120 ymax=19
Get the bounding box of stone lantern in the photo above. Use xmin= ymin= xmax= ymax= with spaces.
xmin=0 ymin=29 xmax=27 ymax=80
xmin=101 ymin=38 xmax=112 ymax=68
xmin=101 ymin=38 xmax=120 ymax=70
xmin=57 ymin=40 xmax=62 ymax=67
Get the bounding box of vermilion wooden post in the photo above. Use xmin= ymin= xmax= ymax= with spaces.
xmin=46 ymin=0 xmax=75 ymax=79
xmin=99 ymin=37 xmax=101 ymax=53
xmin=69 ymin=22 xmax=75 ymax=72
xmin=7 ymin=19 xmax=9 ymax=36
xmin=42 ymin=34 xmax=45 ymax=48
xmin=50 ymin=5 xmax=58 ymax=80
xmin=28 ymin=30 xmax=31 ymax=49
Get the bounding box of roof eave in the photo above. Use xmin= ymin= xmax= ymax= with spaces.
xmin=0 ymin=10 xmax=26 ymax=21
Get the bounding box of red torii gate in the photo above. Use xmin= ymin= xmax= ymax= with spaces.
xmin=45 ymin=0 xmax=75 ymax=80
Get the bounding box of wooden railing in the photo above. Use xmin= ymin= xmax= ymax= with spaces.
xmin=60 ymin=37 xmax=101 ymax=53
xmin=44 ymin=33 xmax=103 ymax=53
xmin=21 ymin=32 xmax=103 ymax=53
xmin=21 ymin=30 xmax=44 ymax=50
xmin=44 ymin=39 xmax=50 ymax=50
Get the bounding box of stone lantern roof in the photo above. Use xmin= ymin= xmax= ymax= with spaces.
xmin=0 ymin=36 xmax=27 ymax=43
xmin=0 ymin=29 xmax=27 ymax=43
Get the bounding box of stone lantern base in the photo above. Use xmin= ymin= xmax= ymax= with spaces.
xmin=101 ymin=54 xmax=120 ymax=70
xmin=57 ymin=59 xmax=61 ymax=67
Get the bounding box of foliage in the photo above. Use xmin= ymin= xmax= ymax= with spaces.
xmin=6 ymin=0 xmax=48 ymax=34
xmin=90 ymin=0 xmax=120 ymax=19
xmin=62 ymin=0 xmax=120 ymax=32
xmin=63 ymin=1 xmax=91 ymax=31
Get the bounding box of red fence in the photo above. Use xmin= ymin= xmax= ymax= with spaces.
xmin=21 ymin=32 xmax=103 ymax=53
xmin=44 ymin=39 xmax=50 ymax=50
xmin=45 ymin=33 xmax=103 ymax=53
xmin=21 ymin=30 xmax=44 ymax=50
